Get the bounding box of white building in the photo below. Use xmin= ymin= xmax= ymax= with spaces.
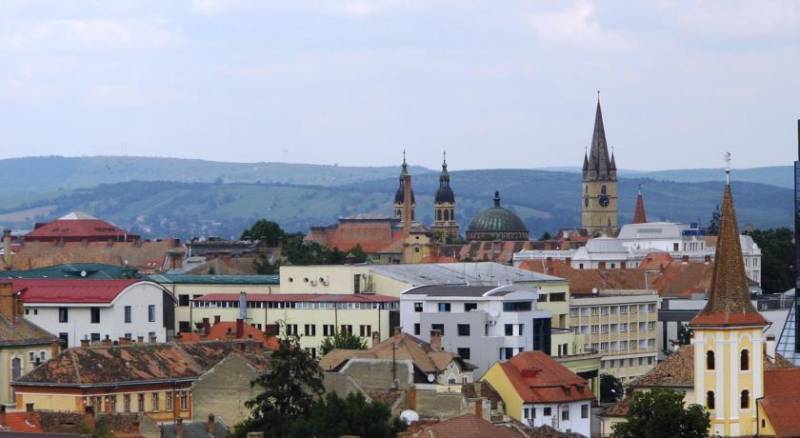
xmin=400 ymin=284 xmax=552 ymax=376
xmin=17 ymin=279 xmax=172 ymax=348
xmin=514 ymin=222 xmax=762 ymax=285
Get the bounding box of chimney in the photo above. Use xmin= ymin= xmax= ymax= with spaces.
xmin=681 ymin=255 xmax=689 ymax=264
xmin=81 ymin=338 xmax=90 ymax=348
xmin=371 ymin=331 xmax=380 ymax=347
xmin=51 ymin=340 xmax=60 ymax=358
xmin=101 ymin=335 xmax=112 ymax=346
xmin=176 ymin=418 xmax=185 ymax=438
xmin=474 ymin=399 xmax=483 ymax=418
xmin=83 ymin=405 xmax=95 ymax=430
xmin=207 ymin=414 xmax=216 ymax=435
xmin=137 ymin=336 xmax=144 ymax=343
xmin=0 ymin=282 xmax=18 ymax=320
xmin=119 ymin=337 xmax=130 ymax=345
xmin=3 ymin=229 xmax=12 ymax=267
xmin=406 ymin=386 xmax=417 ymax=410
xmin=236 ymin=319 xmax=244 ymax=339
xmin=149 ymin=333 xmax=157 ymax=344
xmin=430 ymin=330 xmax=442 ymax=352
xmin=766 ymin=335 xmax=777 ymax=358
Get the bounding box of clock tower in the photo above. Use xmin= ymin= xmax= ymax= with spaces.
xmin=581 ymin=96 xmax=618 ymax=236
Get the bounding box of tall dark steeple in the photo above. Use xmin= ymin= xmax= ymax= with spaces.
xmin=583 ymin=97 xmax=615 ymax=182
xmin=632 ymin=185 xmax=647 ymax=224
xmin=432 ymin=151 xmax=459 ymax=241
xmin=581 ymin=93 xmax=619 ymax=237
xmin=393 ymin=151 xmax=415 ymax=221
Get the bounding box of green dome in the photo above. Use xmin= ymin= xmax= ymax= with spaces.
xmin=466 ymin=191 xmax=529 ymax=241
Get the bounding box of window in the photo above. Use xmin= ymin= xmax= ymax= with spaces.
xmin=123 ymin=394 xmax=131 ymax=413
xmin=58 ymin=307 xmax=69 ymax=323
xmin=91 ymin=333 xmax=101 ymax=342
xmin=537 ymin=294 xmax=548 ymax=302
xmin=340 ymin=325 xmax=353 ymax=335
xmin=431 ymin=323 xmax=444 ymax=335
xmin=581 ymin=404 xmax=589 ymax=419
xmin=414 ymin=302 xmax=423 ymax=312
xmin=457 ymin=324 xmax=470 ymax=336
xmin=706 ymin=351 xmax=715 ymax=370
xmin=90 ymin=308 xmax=100 ymax=324
xmin=178 ymin=294 xmax=189 ymax=306
xmin=151 ymin=393 xmax=159 ymax=412
xmin=148 ymin=305 xmax=156 ymax=323
xmin=286 ymin=324 xmax=299 ymax=336
xmin=359 ymin=325 xmax=372 ymax=337
xmin=58 ymin=332 xmax=69 ymax=349
xmin=457 ymin=348 xmax=471 ymax=359
xmin=543 ymin=407 xmax=552 ymax=416
xmin=740 ymin=349 xmax=750 ymax=371
xmin=124 ymin=306 xmax=132 ymax=323
xmin=561 ymin=409 xmax=569 ymax=421
xmin=549 ymin=293 xmax=566 ymax=302
xmin=524 ymin=407 xmax=530 ymax=419
xmin=438 ymin=303 xmax=451 ymax=312
xmin=503 ymin=347 xmax=514 ymax=359
xmin=353 ymin=274 xmax=361 ymax=294
xmin=464 ymin=303 xmax=477 ymax=312
xmin=304 ymin=324 xmax=316 ymax=336
xmin=166 ymin=392 xmax=174 ymax=411
xmin=505 ymin=324 xmax=514 ymax=336
xmin=503 ymin=301 xmax=532 ymax=311
xmin=414 ymin=323 xmax=420 ymax=335
xmin=179 ymin=392 xmax=188 ymax=410
xmin=741 ymin=390 xmax=749 ymax=409
xmin=137 ymin=393 xmax=145 ymax=412
xmin=323 ymin=324 xmax=334 ymax=336
xmin=706 ymin=391 xmax=715 ymax=409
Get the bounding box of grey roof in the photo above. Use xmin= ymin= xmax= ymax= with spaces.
xmin=370 ymin=262 xmax=563 ymax=287
xmin=583 ymin=99 xmax=615 ymax=182
xmin=404 ymin=284 xmax=496 ymax=297
xmin=161 ymin=421 xmax=228 ymax=438
xmin=466 ymin=191 xmax=528 ymax=235
xmin=148 ymin=274 xmax=279 ymax=285
xmin=776 ymin=302 xmax=800 ymax=366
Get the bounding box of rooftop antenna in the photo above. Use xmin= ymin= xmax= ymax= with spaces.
xmin=724 ymin=152 xmax=732 ymax=185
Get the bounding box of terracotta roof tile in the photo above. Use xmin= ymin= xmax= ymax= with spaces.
xmin=408 ymin=414 xmax=525 ymax=438
xmin=762 ymin=368 xmax=800 ymax=438
xmin=15 ymin=279 xmax=140 ymax=304
xmin=0 ymin=314 xmax=56 ymax=347
xmin=178 ymin=321 xmax=279 ymax=350
xmin=1 ymin=240 xmax=177 ymax=273
xmin=497 ymin=351 xmax=594 ymax=404
xmin=26 ymin=214 xmax=137 ymax=242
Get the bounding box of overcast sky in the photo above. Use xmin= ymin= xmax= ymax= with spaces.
xmin=0 ymin=1 xmax=798 ymax=171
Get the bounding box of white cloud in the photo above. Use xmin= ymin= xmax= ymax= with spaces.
xmin=528 ymin=1 xmax=635 ymax=52
xmin=669 ymin=0 xmax=800 ymax=40
xmin=0 ymin=18 xmax=185 ymax=51
xmin=190 ymin=0 xmax=241 ymax=15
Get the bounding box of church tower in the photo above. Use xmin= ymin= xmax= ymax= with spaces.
xmin=432 ymin=152 xmax=459 ymax=242
xmin=689 ymin=168 xmax=767 ymax=437
xmin=632 ymin=185 xmax=647 ymax=224
xmin=581 ymin=96 xmax=618 ymax=236
xmin=394 ymin=152 xmax=415 ymax=222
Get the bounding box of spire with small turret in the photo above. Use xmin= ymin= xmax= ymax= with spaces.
xmin=432 ymin=150 xmax=459 ymax=241
xmin=394 ymin=150 xmax=415 ymax=221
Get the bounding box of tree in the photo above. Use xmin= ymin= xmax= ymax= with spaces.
xmin=241 ymin=219 xmax=285 ymax=245
xmin=538 ymin=231 xmax=552 ymax=241
xmin=234 ymin=334 xmax=325 ymax=437
xmin=611 ymin=389 xmax=710 ymax=438
xmin=744 ymin=227 xmax=794 ymax=293
xmin=706 ymin=205 xmax=721 ymax=236
xmin=253 ymin=252 xmax=279 ymax=275
xmin=319 ymin=331 xmax=368 ymax=356
xmin=600 ymin=373 xmax=624 ymax=403
xmin=344 ymin=244 xmax=368 ymax=264
xmin=288 ymin=392 xmax=406 ymax=438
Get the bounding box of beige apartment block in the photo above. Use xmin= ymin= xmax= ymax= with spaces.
xmin=569 ymin=290 xmax=660 ymax=384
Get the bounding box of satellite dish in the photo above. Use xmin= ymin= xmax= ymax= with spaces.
xmin=399 ymin=410 xmax=419 ymax=425
xmin=427 ymin=373 xmax=435 ymax=383
xmin=80 ymin=270 xmax=87 ymax=277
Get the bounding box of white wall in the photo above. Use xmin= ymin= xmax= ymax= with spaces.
xmin=23 ymin=282 xmax=168 ymax=348
xmin=522 ymin=401 xmax=591 ymax=437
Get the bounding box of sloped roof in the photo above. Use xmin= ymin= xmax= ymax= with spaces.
xmin=148 ymin=274 xmax=278 ymax=285
xmin=408 ymin=414 xmax=525 ymax=438
xmin=26 ymin=212 xmax=137 ymax=241
xmin=319 ymin=332 xmax=469 ymax=374
xmin=762 ymin=368 xmax=800 ymax=438
xmin=14 ymin=341 xmax=267 ymax=387
xmin=1 ymin=263 xmax=139 ymax=280
xmin=690 ymin=185 xmax=767 ymax=327
xmin=497 ymin=351 xmax=594 ymax=403
xmin=178 ymin=321 xmax=279 ymax=350
xmin=632 ymin=189 xmax=647 ymax=224
xmin=14 ymin=279 xmax=141 ymax=304
xmin=0 ymin=314 xmax=56 ymax=347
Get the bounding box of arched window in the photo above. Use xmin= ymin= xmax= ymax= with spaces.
xmin=707 ymin=391 xmax=715 ymax=409
xmin=584 ymin=197 xmax=589 ymax=208
xmin=601 ymin=185 xmax=607 ymax=194
xmin=740 ymin=349 xmax=750 ymax=371
xmin=437 ymin=210 xmax=442 ymax=221
xmin=585 ymin=186 xmax=588 ymax=194
xmin=444 ymin=210 xmax=449 ymax=221
xmin=741 ymin=390 xmax=750 ymax=409
xmin=706 ymin=351 xmax=715 ymax=370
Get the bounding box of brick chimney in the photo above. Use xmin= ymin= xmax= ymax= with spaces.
xmin=430 ymin=330 xmax=442 ymax=352
xmin=3 ymin=229 xmax=12 ymax=267
xmin=236 ymin=319 xmax=244 ymax=339
xmin=207 ymin=414 xmax=216 ymax=435
xmin=51 ymin=340 xmax=61 ymax=358
xmin=0 ymin=282 xmax=20 ymax=321
xmin=83 ymin=405 xmax=95 ymax=430
xmin=81 ymin=338 xmax=90 ymax=348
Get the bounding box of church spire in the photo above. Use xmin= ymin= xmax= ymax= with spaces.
xmin=632 ymin=185 xmax=647 ymax=224
xmin=584 ymin=96 xmax=614 ymax=182
xmin=690 ymin=171 xmax=766 ymax=327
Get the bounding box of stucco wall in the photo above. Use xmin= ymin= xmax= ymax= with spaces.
xmin=191 ymin=354 xmax=262 ymax=426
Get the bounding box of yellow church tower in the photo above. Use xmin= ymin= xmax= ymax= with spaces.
xmin=688 ymin=166 xmax=768 ymax=437
xmin=581 ymin=96 xmax=618 ymax=237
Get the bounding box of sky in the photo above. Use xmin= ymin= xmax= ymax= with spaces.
xmin=0 ymin=1 xmax=798 ymax=171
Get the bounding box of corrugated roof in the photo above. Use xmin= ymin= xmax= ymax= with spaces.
xmin=194 ymin=293 xmax=397 ymax=303
xmin=371 ymin=262 xmax=562 ymax=287
xmin=15 ymin=279 xmax=140 ymax=304
xmin=148 ymin=274 xmax=279 ymax=285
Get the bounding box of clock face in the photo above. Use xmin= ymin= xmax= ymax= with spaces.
xmin=599 ymin=195 xmax=610 ymax=207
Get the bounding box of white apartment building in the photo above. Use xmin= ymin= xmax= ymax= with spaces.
xmin=514 ymin=222 xmax=762 ymax=285
xmin=17 ymin=279 xmax=172 ymax=348
xmin=400 ymin=284 xmax=552 ymax=376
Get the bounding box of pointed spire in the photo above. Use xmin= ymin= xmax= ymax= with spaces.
xmin=632 ymin=185 xmax=647 ymax=224
xmin=690 ymin=179 xmax=766 ymax=327
xmin=582 ymin=150 xmax=589 ymax=172
xmin=493 ymin=190 xmax=501 ymax=208
xmin=585 ymin=95 xmax=614 ymax=182
xmin=401 ymin=149 xmax=409 ymax=175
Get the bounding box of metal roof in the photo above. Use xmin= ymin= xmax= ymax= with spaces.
xmin=0 ymin=263 xmax=139 ymax=280
xmin=148 ymin=274 xmax=279 ymax=285
xmin=370 ymin=262 xmax=563 ymax=287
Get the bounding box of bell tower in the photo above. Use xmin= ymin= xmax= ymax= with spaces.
xmin=581 ymin=94 xmax=618 ymax=236
xmin=432 ymin=152 xmax=459 ymax=242
xmin=393 ymin=151 xmax=415 ymax=222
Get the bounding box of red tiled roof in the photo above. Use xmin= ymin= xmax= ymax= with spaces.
xmin=194 ymin=293 xmax=398 ymax=303
xmin=762 ymin=368 xmax=800 ymax=438
xmin=15 ymin=279 xmax=140 ymax=304
xmin=407 ymin=414 xmax=525 ymax=438
xmin=306 ymin=220 xmax=404 ymax=254
xmin=179 ymin=321 xmax=280 ymax=350
xmin=26 ymin=214 xmax=137 ymax=242
xmin=0 ymin=412 xmax=44 ymax=433
xmin=498 ymin=351 xmax=594 ymax=404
